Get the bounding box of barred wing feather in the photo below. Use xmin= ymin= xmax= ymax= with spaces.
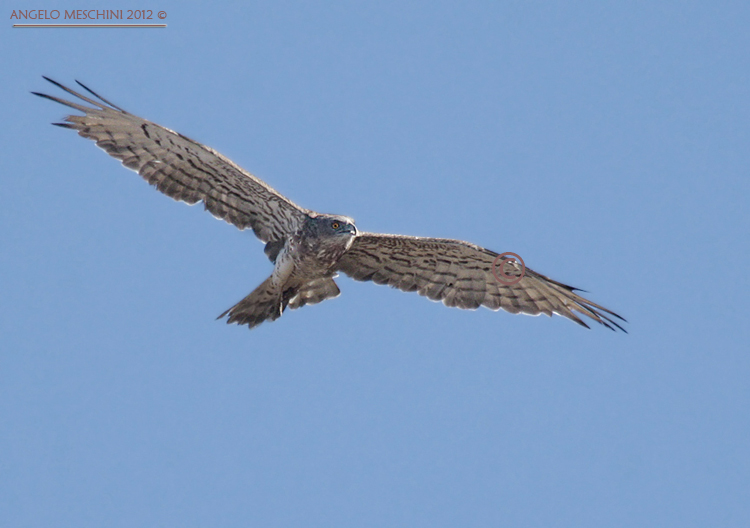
xmin=337 ymin=233 xmax=626 ymax=331
xmin=33 ymin=77 xmax=309 ymax=243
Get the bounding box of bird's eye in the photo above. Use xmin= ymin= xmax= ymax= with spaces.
xmin=331 ymin=222 xmax=340 ymax=229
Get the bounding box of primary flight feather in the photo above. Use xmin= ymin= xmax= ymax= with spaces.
xmin=34 ymin=77 xmax=626 ymax=332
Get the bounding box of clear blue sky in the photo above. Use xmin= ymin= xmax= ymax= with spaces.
xmin=2 ymin=1 xmax=749 ymax=526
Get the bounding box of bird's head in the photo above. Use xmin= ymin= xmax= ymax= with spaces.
xmin=306 ymin=214 xmax=358 ymax=241
xmin=303 ymin=214 xmax=358 ymax=257
xmin=319 ymin=214 xmax=357 ymax=236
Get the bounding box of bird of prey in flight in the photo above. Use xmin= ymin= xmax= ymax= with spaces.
xmin=34 ymin=77 xmax=626 ymax=332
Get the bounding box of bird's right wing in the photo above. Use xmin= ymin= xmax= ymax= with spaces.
xmin=34 ymin=77 xmax=310 ymax=243
xmin=337 ymin=233 xmax=626 ymax=331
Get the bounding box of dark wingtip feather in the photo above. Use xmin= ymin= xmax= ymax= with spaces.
xmin=75 ymin=79 xmax=126 ymax=112
xmin=597 ymin=308 xmax=628 ymax=333
xmin=35 ymin=76 xmax=115 ymax=111
xmin=42 ymin=75 xmax=59 ymax=85
xmin=595 ymin=312 xmax=628 ymax=333
xmin=609 ymin=319 xmax=628 ymax=333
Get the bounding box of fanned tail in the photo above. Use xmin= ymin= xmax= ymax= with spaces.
xmin=218 ymin=276 xmax=342 ymax=329
xmin=218 ymin=276 xmax=284 ymax=329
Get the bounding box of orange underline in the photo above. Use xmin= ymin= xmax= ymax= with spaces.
xmin=13 ymin=23 xmax=166 ymax=28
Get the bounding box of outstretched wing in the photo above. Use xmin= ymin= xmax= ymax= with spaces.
xmin=336 ymin=233 xmax=626 ymax=331
xmin=33 ymin=77 xmax=309 ymax=243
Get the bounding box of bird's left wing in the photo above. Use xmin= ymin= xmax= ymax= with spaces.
xmin=336 ymin=233 xmax=626 ymax=331
xmin=34 ymin=77 xmax=309 ymax=242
